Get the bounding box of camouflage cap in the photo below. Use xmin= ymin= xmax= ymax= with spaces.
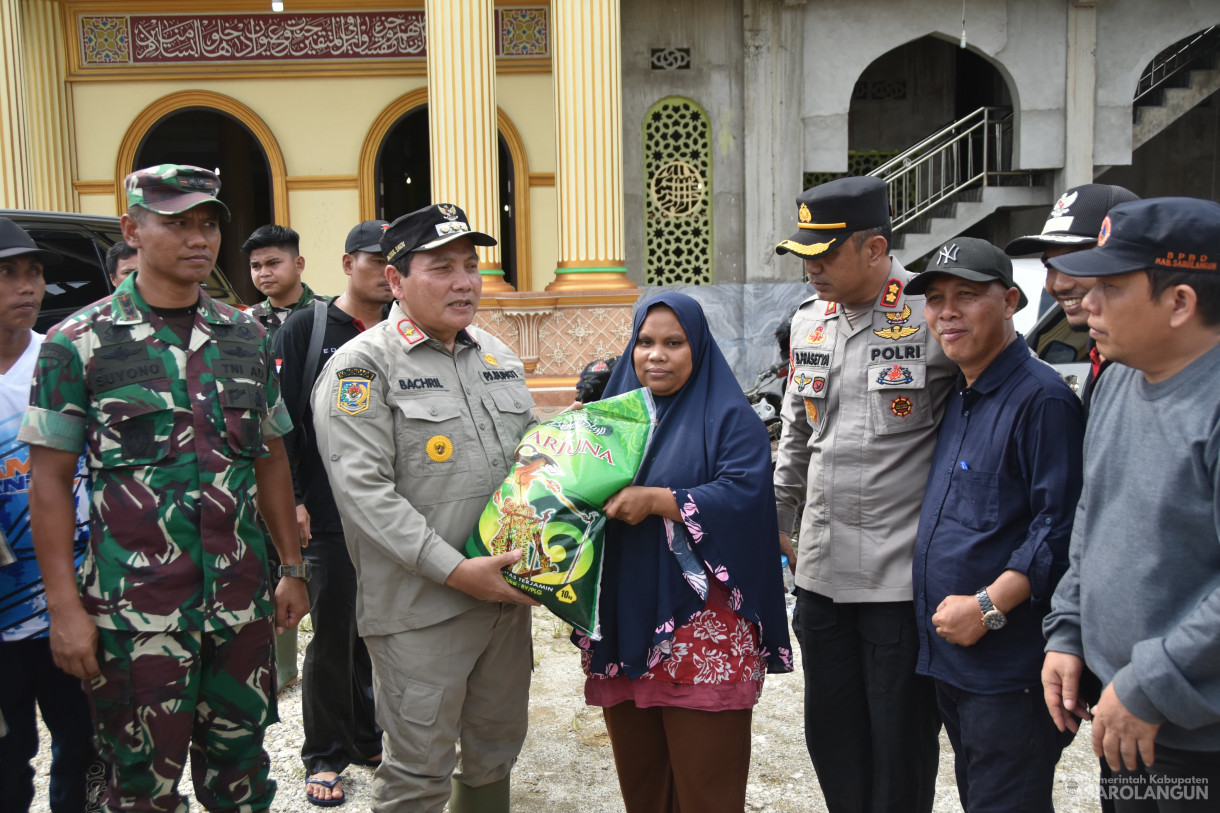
xmin=125 ymin=164 xmax=231 ymax=221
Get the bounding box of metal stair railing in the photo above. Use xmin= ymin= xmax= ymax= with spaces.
xmin=869 ymin=106 xmax=1013 ymax=232
xmin=1134 ymin=25 xmax=1220 ymax=105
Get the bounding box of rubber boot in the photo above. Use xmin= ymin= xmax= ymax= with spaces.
xmin=449 ymin=775 xmax=510 ymax=813
xmin=275 ymin=627 xmax=299 ymax=694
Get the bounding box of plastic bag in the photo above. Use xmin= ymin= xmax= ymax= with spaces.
xmin=465 ymin=388 xmax=655 ymax=638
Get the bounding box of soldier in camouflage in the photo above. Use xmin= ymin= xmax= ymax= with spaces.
xmin=21 ymin=164 xmax=310 ymax=812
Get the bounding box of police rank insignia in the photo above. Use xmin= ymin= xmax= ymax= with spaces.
xmin=337 ymin=378 xmax=371 ymax=415
xmin=398 ymin=319 xmax=425 ymax=345
xmin=881 ymin=278 xmax=903 ymax=308
xmin=426 ymin=435 xmax=454 ymax=462
xmin=806 ymin=325 xmax=827 ymax=345
xmin=874 ymin=305 xmax=921 ymax=340
xmin=877 ymin=364 xmax=914 ymax=386
xmin=890 ymin=396 xmax=913 ymax=417
xmin=824 ymin=302 xmax=838 ymax=316
xmin=484 ymin=353 xmax=498 ymax=366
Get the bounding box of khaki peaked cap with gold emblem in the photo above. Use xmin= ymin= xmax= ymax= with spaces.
xmin=775 ymin=176 xmax=890 ymax=258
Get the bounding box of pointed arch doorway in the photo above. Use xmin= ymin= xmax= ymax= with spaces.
xmin=365 ymin=98 xmax=527 ymax=289
xmin=132 ymin=108 xmax=274 ymax=303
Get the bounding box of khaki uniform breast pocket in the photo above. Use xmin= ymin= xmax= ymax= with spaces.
xmin=484 ymin=385 xmax=535 ymax=464
xmin=866 ymin=362 xmax=934 ymax=435
xmin=790 ymin=363 xmax=830 ymax=439
xmin=393 ymin=396 xmax=472 ymax=478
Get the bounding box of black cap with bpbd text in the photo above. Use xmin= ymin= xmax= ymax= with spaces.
xmin=1048 ymin=197 xmax=1220 ymax=278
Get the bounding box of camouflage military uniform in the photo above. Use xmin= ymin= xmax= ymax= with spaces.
xmin=19 ymin=272 xmax=292 ymax=812
xmin=247 ymin=282 xmax=324 ymax=336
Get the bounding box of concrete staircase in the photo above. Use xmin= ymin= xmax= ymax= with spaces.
xmin=879 ymin=27 xmax=1218 ymax=264
xmin=870 ymin=107 xmax=1051 ymax=265
xmin=891 ymin=184 xmax=1053 ymax=266
xmin=1132 ymin=53 xmax=1220 ymax=150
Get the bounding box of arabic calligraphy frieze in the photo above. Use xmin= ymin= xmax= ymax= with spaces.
xmin=79 ymin=8 xmax=549 ymax=67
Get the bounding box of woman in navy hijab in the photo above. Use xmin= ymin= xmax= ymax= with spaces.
xmin=573 ymin=292 xmax=793 ymax=813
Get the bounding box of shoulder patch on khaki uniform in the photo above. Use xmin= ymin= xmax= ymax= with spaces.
xmin=336 ymin=377 xmax=372 ymax=415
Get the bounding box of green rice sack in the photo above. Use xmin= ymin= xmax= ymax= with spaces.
xmin=465 ymin=388 xmax=656 ymax=638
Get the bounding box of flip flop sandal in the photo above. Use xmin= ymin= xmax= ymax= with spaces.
xmin=305 ymin=776 xmax=346 ymax=808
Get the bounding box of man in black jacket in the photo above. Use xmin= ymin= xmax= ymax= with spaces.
xmin=273 ymin=219 xmax=393 ymax=807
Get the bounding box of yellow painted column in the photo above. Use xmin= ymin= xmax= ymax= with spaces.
xmin=547 ymin=0 xmax=633 ymax=291
xmin=0 ymin=0 xmax=30 ymax=209
xmin=425 ymin=0 xmax=512 ymax=292
xmin=20 ymin=0 xmax=77 ymax=211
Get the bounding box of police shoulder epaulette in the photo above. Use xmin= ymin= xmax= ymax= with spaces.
xmin=879 ymin=277 xmax=905 ymax=309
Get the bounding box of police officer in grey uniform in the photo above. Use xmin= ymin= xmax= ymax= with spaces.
xmin=312 ymin=204 xmax=537 ymax=813
xmin=772 ymin=177 xmax=956 ymax=813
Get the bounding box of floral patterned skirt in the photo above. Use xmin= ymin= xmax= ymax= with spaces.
xmin=584 ymin=577 xmax=767 ymax=712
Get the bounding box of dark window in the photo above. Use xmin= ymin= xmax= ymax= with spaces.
xmin=22 ymin=226 xmax=114 ymax=333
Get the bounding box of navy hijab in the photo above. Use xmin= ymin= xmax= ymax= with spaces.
xmin=577 ymin=292 xmax=793 ymax=679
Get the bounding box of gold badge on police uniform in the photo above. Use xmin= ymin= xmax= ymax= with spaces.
xmin=426 ymin=435 xmax=454 ymax=462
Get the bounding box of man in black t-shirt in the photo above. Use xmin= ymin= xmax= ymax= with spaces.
xmin=273 ymin=219 xmax=394 ymax=807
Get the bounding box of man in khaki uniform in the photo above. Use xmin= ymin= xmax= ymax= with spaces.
xmin=772 ymin=177 xmax=956 ymax=813
xmin=313 ymin=204 xmax=536 ymax=813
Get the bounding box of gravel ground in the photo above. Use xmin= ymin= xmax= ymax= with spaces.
xmin=33 ymin=607 xmax=1103 ymax=812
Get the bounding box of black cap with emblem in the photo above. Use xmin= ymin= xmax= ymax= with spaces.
xmin=775 ymin=176 xmax=890 ymax=258
xmin=1004 ymin=184 xmax=1139 ymax=256
xmin=379 ymin=203 xmax=497 ymax=267
xmin=906 ymin=236 xmax=1029 ymax=312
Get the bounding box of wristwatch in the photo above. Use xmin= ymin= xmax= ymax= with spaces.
xmin=278 ymin=562 xmax=312 ymax=583
xmin=976 ymin=588 xmax=1007 ymax=630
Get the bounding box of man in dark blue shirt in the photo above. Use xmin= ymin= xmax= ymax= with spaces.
xmin=906 ymin=237 xmax=1085 ymax=813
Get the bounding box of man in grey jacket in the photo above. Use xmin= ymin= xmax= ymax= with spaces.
xmin=1042 ymin=197 xmax=1220 ymax=811
xmin=772 ymin=177 xmax=956 ymax=812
